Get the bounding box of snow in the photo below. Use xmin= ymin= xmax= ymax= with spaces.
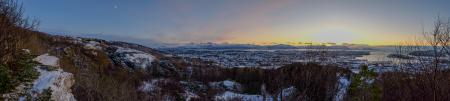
xmin=209 ymin=80 xmax=242 ymax=91
xmin=33 ymin=53 xmax=59 ymax=67
xmin=31 ymin=67 xmax=76 ymax=101
xmin=69 ymin=38 xmax=83 ymax=44
xmin=279 ymin=86 xmax=296 ymax=97
xmin=215 ymin=91 xmax=265 ymax=101
xmin=84 ymin=41 xmax=102 ymax=50
xmin=1 ymin=83 xmax=28 ymax=100
xmin=271 ymin=86 xmax=297 ymax=101
xmin=115 ymin=47 xmax=155 ymax=69
xmin=350 ymin=69 xmax=360 ymax=74
xmin=22 ymin=49 xmax=30 ymax=53
xmin=213 ymin=84 xmax=296 ymax=101
xmin=223 ymin=80 xmax=239 ymax=90
xmin=187 ymin=67 xmax=193 ymax=79
xmin=334 ymin=76 xmax=351 ymax=101
xmin=139 ymin=79 xmax=162 ymax=93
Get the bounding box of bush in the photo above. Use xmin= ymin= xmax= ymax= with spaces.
xmin=0 ymin=64 xmax=15 ymax=94
xmin=0 ymin=53 xmax=38 ymax=94
xmin=348 ymin=65 xmax=381 ymax=101
xmin=16 ymin=54 xmax=39 ymax=83
xmin=36 ymin=88 xmax=53 ymax=101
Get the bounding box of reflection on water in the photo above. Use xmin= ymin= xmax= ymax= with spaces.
xmin=356 ymin=51 xmax=392 ymax=62
xmin=357 ymin=51 xmax=417 ymax=64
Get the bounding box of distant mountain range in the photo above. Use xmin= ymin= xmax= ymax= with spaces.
xmin=161 ymin=42 xmax=374 ymax=50
xmin=43 ymin=29 xmax=376 ymax=50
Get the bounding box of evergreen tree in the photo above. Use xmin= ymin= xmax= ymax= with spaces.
xmin=348 ymin=65 xmax=381 ymax=101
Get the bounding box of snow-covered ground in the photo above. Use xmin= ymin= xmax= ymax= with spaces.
xmin=139 ymin=79 xmax=161 ymax=93
xmin=334 ymin=76 xmax=350 ymax=101
xmin=114 ymin=46 xmax=155 ymax=69
xmin=215 ymin=91 xmax=266 ymax=101
xmin=30 ymin=54 xmax=76 ymax=101
xmin=278 ymin=86 xmax=296 ymax=98
xmin=33 ymin=53 xmax=59 ymax=67
xmin=30 ymin=67 xmax=76 ymax=101
xmin=214 ymin=86 xmax=297 ymax=101
xmin=209 ymin=80 xmax=242 ymax=91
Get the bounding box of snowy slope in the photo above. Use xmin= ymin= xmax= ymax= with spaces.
xmin=29 ymin=54 xmax=76 ymax=101
xmin=31 ymin=67 xmax=76 ymax=101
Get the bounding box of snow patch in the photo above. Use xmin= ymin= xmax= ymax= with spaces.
xmin=69 ymin=38 xmax=83 ymax=44
xmin=114 ymin=47 xmax=155 ymax=69
xmin=209 ymin=80 xmax=242 ymax=91
xmin=350 ymin=69 xmax=360 ymax=74
xmin=334 ymin=76 xmax=350 ymax=101
xmin=279 ymin=86 xmax=296 ymax=98
xmin=214 ymin=86 xmax=296 ymax=101
xmin=31 ymin=67 xmax=76 ymax=101
xmin=22 ymin=49 xmax=30 ymax=53
xmin=139 ymin=79 xmax=161 ymax=93
xmin=215 ymin=91 xmax=265 ymax=101
xmin=84 ymin=41 xmax=102 ymax=50
xmin=33 ymin=53 xmax=59 ymax=67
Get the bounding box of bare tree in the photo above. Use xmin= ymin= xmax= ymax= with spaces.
xmin=385 ymin=16 xmax=450 ymax=101
xmin=0 ymin=0 xmax=39 ymax=64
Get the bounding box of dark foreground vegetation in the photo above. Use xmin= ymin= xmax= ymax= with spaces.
xmin=2 ymin=0 xmax=450 ymax=101
xmin=187 ymin=62 xmax=347 ymax=100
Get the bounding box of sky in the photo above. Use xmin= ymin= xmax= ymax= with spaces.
xmin=20 ymin=0 xmax=450 ymax=45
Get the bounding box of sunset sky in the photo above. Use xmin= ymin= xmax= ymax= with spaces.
xmin=21 ymin=0 xmax=450 ymax=45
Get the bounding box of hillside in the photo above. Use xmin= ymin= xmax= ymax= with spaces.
xmin=0 ymin=29 xmax=353 ymax=100
xmin=5 ymin=1 xmax=450 ymax=101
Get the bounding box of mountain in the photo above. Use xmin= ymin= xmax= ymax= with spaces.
xmin=161 ymin=42 xmax=375 ymax=51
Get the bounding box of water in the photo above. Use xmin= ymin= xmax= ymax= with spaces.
xmin=356 ymin=51 xmax=392 ymax=62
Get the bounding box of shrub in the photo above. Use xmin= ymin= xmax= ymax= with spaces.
xmin=36 ymin=88 xmax=53 ymax=101
xmin=348 ymin=65 xmax=381 ymax=101
xmin=0 ymin=53 xmax=38 ymax=94
xmin=16 ymin=54 xmax=38 ymax=83
xmin=0 ymin=64 xmax=14 ymax=94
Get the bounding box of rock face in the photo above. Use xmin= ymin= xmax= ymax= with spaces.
xmin=110 ymin=46 xmax=155 ymax=70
